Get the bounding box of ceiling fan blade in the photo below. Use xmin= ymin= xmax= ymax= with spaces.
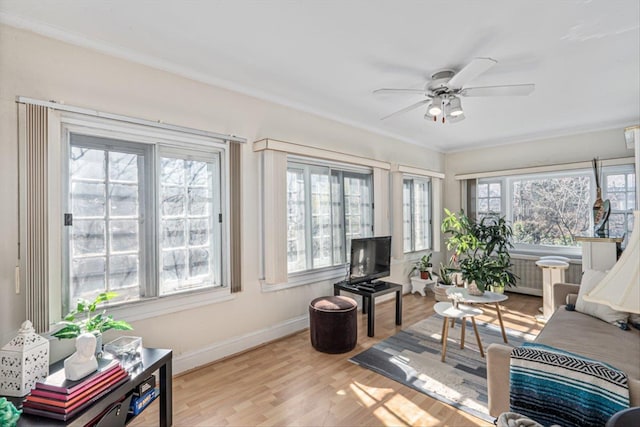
xmin=380 ymin=99 xmax=430 ymax=120
xmin=373 ymin=88 xmax=426 ymax=94
xmin=461 ymin=84 xmax=535 ymax=97
xmin=447 ymin=57 xmax=497 ymax=89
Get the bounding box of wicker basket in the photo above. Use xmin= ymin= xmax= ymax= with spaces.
xmin=433 ymin=284 xmax=455 ymax=301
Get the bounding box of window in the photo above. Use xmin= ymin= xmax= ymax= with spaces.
xmin=477 ymin=180 xmax=502 ymax=219
xmin=476 ymin=164 xmax=635 ymax=253
xmin=286 ymin=161 xmax=373 ymax=273
xmin=510 ymin=171 xmax=591 ymax=247
xmin=603 ymin=167 xmax=636 ymax=237
xmin=64 ymin=130 xmax=226 ymax=312
xmin=403 ymin=177 xmax=431 ymax=252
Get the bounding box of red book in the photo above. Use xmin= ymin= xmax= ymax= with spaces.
xmin=26 ymin=368 xmax=128 ymax=409
xmin=22 ymin=373 xmax=129 ymax=421
xmin=34 ymin=359 xmax=119 ymax=395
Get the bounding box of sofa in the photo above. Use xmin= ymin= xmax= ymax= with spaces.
xmin=486 ymin=282 xmax=640 ymax=417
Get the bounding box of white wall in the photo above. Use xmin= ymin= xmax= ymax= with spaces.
xmin=0 ymin=24 xmax=445 ymax=371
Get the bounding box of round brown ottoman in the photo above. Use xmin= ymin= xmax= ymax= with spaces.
xmin=309 ymin=296 xmax=358 ymax=354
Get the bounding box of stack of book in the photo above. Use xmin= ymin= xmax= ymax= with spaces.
xmin=129 ymin=375 xmax=157 ymax=416
xmin=22 ymin=359 xmax=129 ymax=421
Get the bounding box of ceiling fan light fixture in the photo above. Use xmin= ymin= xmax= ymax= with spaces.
xmin=449 ymin=96 xmax=463 ymax=117
xmin=424 ymin=109 xmax=436 ymax=121
xmin=428 ymin=96 xmax=442 ymax=116
xmin=447 ymin=112 xmax=466 ymax=123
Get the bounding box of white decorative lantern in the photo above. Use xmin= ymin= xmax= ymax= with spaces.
xmin=0 ymin=321 xmax=49 ymax=397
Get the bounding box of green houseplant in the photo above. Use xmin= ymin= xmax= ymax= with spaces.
xmin=442 ymin=209 xmax=517 ymax=294
xmin=438 ymin=262 xmax=455 ymax=286
xmin=52 ymin=292 xmax=133 ymax=340
xmin=409 ymin=253 xmax=433 ymax=279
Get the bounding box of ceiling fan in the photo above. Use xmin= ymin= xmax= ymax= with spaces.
xmin=374 ymin=57 xmax=535 ymax=123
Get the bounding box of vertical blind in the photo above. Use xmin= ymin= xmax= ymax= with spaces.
xmin=229 ymin=141 xmax=242 ymax=293
xmin=24 ymin=104 xmax=50 ymax=333
xmin=261 ymin=150 xmax=289 ymax=285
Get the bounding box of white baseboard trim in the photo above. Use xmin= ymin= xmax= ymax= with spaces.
xmin=173 ymin=314 xmax=310 ymax=374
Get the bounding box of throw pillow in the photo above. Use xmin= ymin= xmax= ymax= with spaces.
xmin=575 ymin=269 xmax=629 ymax=325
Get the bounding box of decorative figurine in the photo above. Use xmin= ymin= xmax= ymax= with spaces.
xmin=0 ymin=320 xmax=49 ymax=397
xmin=64 ymin=333 xmax=98 ymax=381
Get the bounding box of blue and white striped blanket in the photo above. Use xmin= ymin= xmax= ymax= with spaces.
xmin=510 ymin=343 xmax=629 ymax=427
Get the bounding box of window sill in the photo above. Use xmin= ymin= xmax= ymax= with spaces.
xmin=261 ymin=265 xmax=347 ymax=292
xmin=403 ymin=249 xmax=433 ymax=260
xmin=102 ymin=287 xmax=234 ymax=323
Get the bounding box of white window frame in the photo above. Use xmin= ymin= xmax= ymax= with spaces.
xmin=285 ymin=157 xmax=374 ymax=283
xmin=477 ymin=164 xmax=635 ymax=256
xmin=157 ymin=146 xmax=223 ymax=295
xmin=402 ymin=176 xmax=432 ymax=253
xmin=602 ymin=165 xmax=636 ymax=237
xmin=476 ymin=179 xmax=504 ymax=218
xmin=52 ymin=113 xmax=233 ymax=324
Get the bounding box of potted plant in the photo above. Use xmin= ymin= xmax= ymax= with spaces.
xmin=409 ymin=253 xmax=433 ymax=280
xmin=485 ymin=253 xmax=517 ymax=293
xmin=52 ymin=292 xmax=133 ymax=353
xmin=442 ymin=209 xmax=517 ymax=295
xmin=438 ymin=262 xmax=455 ymax=286
xmin=433 ymin=261 xmax=456 ymax=301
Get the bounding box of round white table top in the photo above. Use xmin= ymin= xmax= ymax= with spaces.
xmin=534 ymin=259 xmax=569 ymax=269
xmin=434 ymin=301 xmax=483 ymax=319
xmin=538 ymin=256 xmax=571 ymax=263
xmin=446 ymin=287 xmax=509 ymax=304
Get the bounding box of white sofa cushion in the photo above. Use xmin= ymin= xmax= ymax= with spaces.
xmin=575 ymin=269 xmax=629 ymax=325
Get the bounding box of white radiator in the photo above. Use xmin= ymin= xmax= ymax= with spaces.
xmin=510 ymin=256 xmax=582 ymax=296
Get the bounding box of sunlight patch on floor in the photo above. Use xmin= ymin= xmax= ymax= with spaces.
xmin=350 ymin=381 xmax=443 ymax=426
xmin=373 ymin=405 xmax=408 ymax=426
xmin=385 ymin=393 xmax=441 ymax=426
xmin=349 ymin=381 xmax=393 ymax=407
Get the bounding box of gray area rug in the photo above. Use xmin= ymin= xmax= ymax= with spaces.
xmin=350 ymin=314 xmax=536 ymax=422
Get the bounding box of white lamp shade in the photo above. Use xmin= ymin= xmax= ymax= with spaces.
xmin=583 ymin=211 xmax=640 ymax=314
xmin=447 ymin=112 xmax=466 ymax=123
xmin=449 ymin=96 xmax=463 ymax=116
xmin=424 ymin=109 xmax=436 ymax=121
xmin=428 ymin=96 xmax=442 ymax=115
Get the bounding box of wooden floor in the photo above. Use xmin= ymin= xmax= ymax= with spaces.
xmin=131 ymin=291 xmax=543 ymax=426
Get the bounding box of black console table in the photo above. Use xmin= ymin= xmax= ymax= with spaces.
xmin=11 ymin=347 xmax=172 ymax=427
xmin=333 ymin=281 xmax=402 ymax=337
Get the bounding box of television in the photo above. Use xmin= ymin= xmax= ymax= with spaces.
xmin=348 ymin=236 xmax=392 ymax=285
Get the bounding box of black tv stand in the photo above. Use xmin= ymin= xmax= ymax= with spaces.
xmin=356 ymin=281 xmax=386 ymax=291
xmin=334 ymin=281 xmax=402 ymax=337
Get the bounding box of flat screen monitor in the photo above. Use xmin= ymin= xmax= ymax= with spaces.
xmin=349 ymin=236 xmax=392 ymax=285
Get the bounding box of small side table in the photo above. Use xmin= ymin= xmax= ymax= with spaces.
xmin=446 ymin=287 xmax=510 ymax=343
xmin=410 ymin=275 xmax=437 ymax=296
xmin=434 ymin=302 xmax=484 ymax=362
xmin=333 ymin=281 xmax=402 ymax=337
xmin=535 ymin=259 xmax=569 ymax=321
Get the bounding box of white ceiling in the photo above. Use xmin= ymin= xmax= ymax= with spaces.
xmin=1 ymin=0 xmax=639 ymax=152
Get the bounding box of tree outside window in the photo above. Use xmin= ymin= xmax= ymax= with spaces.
xmin=286 ymin=162 xmax=372 ymax=273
